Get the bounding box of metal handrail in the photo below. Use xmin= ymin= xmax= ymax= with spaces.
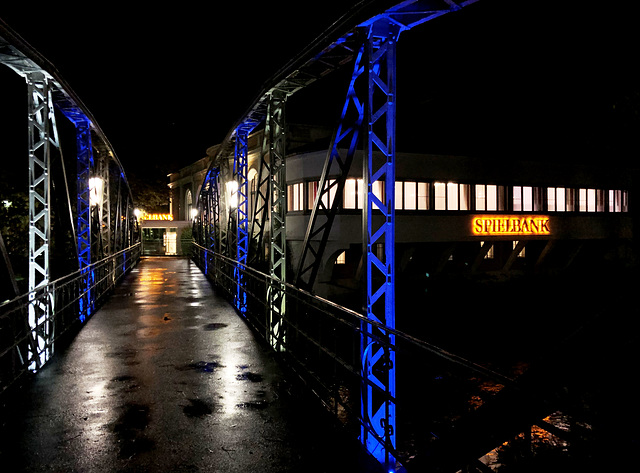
xmin=190 ymin=241 xmax=518 ymax=464
xmin=0 ymin=243 xmax=141 ymax=395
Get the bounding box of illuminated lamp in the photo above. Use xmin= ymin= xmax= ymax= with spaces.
xmin=89 ymin=177 xmax=103 ymax=207
xmin=226 ymin=181 xmax=238 ymax=209
xmin=190 ymin=208 xmax=198 ymax=220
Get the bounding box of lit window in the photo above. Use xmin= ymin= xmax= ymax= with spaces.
xmin=482 ymin=241 xmax=494 ymax=259
xmin=513 ymin=241 xmax=525 ymax=258
xmin=417 ymin=182 xmax=429 ymax=210
xmin=487 ymin=185 xmax=499 ymax=211
xmin=487 ymin=186 xmax=506 ymax=211
xmin=344 ymin=178 xmax=357 ymax=209
xmin=548 ymin=187 xmax=567 ymax=212
xmin=372 ymin=180 xmax=384 ymax=204
xmin=513 ymin=186 xmax=522 ymax=211
xmin=287 ymin=182 xmax=304 ymax=211
xmin=395 ymin=181 xmax=403 ymax=210
xmin=514 ymin=186 xmax=533 ymax=211
xmin=459 ymin=184 xmax=470 ymax=211
xmin=609 ymin=190 xmax=618 ymax=212
xmin=547 ymin=187 xmax=556 ymax=211
xmin=596 ymin=189 xmax=605 ymax=212
xmin=434 ymin=182 xmax=446 ymax=210
xmin=587 ymin=189 xmax=596 ymax=212
xmin=476 ymin=185 xmax=486 ymax=211
xmin=404 ymin=182 xmax=417 ymax=210
xmin=447 ymin=183 xmax=458 ymax=210
xmin=248 ymin=168 xmax=258 ymax=215
xmin=336 ymin=251 xmax=346 ymax=265
xmin=609 ymin=189 xmax=628 ymax=212
xmin=557 ymin=188 xmax=566 ymax=211
xmin=321 ymin=179 xmax=337 ymax=209
xmin=579 ymin=188 xmax=587 ymax=212
xmin=566 ymin=188 xmax=576 ymax=211
xmin=186 ymin=189 xmax=193 ymax=220
xmin=308 ymin=181 xmax=318 ymax=209
xmin=308 ymin=179 xmax=337 ymax=210
xmin=434 ymin=182 xmax=470 ymax=210
xmin=343 ymin=178 xmax=366 ymax=210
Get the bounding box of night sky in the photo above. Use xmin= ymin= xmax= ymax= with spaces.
xmin=1 ymin=0 xmax=639 ymax=183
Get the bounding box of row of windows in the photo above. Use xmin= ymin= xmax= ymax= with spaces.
xmin=334 ymin=241 xmax=524 ymax=267
xmin=287 ymin=179 xmax=629 ymax=213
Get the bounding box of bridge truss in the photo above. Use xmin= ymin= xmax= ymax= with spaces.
xmin=0 ymin=19 xmax=140 ymax=377
xmin=193 ymin=1 xmax=480 ymax=470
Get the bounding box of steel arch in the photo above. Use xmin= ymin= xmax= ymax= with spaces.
xmin=0 ymin=18 xmax=141 ymax=372
xmin=191 ymin=2 xmax=481 ymax=470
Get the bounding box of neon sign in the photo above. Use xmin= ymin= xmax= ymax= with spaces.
xmin=473 ymin=215 xmax=550 ymax=236
xmin=143 ymin=213 xmax=173 ymax=221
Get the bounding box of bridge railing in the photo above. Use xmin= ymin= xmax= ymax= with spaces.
xmin=0 ymin=242 xmax=140 ymax=395
xmin=192 ymin=241 xmax=516 ymax=467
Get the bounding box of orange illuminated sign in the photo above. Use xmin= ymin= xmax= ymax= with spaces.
xmin=143 ymin=213 xmax=173 ymax=221
xmin=472 ymin=215 xmax=550 ymax=236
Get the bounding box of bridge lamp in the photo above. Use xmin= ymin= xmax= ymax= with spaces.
xmin=89 ymin=177 xmax=103 ymax=207
xmin=226 ymin=181 xmax=238 ymax=209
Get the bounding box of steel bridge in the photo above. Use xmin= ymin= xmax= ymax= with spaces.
xmin=2 ymin=1 xmax=639 ymax=472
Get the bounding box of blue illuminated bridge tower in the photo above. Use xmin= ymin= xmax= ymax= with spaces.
xmin=191 ymin=1 xmax=484 ymax=470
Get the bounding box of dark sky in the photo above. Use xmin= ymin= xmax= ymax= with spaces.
xmin=0 ymin=1 xmax=360 ymax=174
xmin=1 ymin=0 xmax=639 ymax=180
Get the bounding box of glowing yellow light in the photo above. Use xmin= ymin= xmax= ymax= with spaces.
xmin=142 ymin=213 xmax=174 ymax=221
xmin=472 ymin=215 xmax=550 ymax=236
xmin=89 ymin=177 xmax=103 ymax=206
xmin=226 ymin=181 xmax=238 ymax=209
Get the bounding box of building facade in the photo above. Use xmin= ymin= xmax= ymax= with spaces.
xmin=172 ymin=126 xmax=635 ymax=310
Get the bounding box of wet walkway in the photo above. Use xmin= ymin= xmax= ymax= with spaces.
xmin=0 ymin=257 xmax=379 ymax=472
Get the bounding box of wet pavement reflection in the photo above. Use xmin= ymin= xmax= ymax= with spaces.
xmin=0 ymin=257 xmax=380 ymax=473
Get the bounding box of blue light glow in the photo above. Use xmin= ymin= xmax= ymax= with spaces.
xmin=75 ymin=117 xmax=94 ymax=323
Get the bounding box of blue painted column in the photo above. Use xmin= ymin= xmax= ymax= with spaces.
xmin=234 ymin=127 xmax=250 ymax=314
xmin=361 ymin=20 xmax=399 ymax=471
xmin=76 ymin=118 xmax=94 ymax=322
xmin=202 ymin=168 xmax=219 ymax=276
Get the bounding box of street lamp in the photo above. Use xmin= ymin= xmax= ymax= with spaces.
xmin=226 ymin=181 xmax=238 ymax=209
xmin=89 ymin=177 xmax=103 ymax=207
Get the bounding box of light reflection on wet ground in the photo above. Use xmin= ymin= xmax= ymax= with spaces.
xmin=0 ymin=257 xmax=380 ymax=473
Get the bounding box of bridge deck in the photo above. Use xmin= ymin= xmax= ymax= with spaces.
xmin=0 ymin=257 xmax=378 ymax=473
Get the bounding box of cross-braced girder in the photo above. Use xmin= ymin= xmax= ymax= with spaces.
xmin=184 ymin=3 xmax=483 ymax=471
xmin=267 ymin=92 xmax=287 ymax=351
xmin=295 ymin=40 xmax=366 ymax=292
xmin=26 ymin=72 xmax=57 ymax=370
xmin=201 ymin=168 xmax=219 ymax=275
xmin=361 ymin=20 xmax=399 ymax=469
xmin=234 ymin=128 xmax=250 ymax=314
xmin=248 ymin=129 xmax=271 ymax=268
xmin=1 ymin=18 xmax=141 ymax=381
xmin=75 ymin=118 xmax=94 ymax=322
